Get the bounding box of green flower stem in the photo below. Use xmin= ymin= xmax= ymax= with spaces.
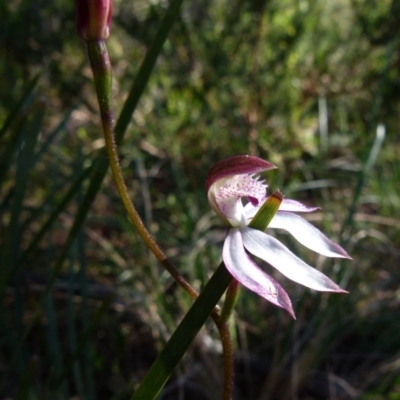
xmin=86 ymin=40 xmax=112 ymax=121
xmin=86 ymin=39 xmax=201 ymax=301
xmin=220 ymin=279 xmax=240 ymax=324
xmin=2 ymin=0 xmax=188 ymax=389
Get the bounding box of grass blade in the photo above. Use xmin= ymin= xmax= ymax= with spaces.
xmin=114 ymin=0 xmax=185 ymax=143
xmin=130 ymin=263 xmax=232 ymax=400
xmin=0 ymin=74 xmax=40 ymax=141
xmin=0 ymin=106 xmax=44 ymax=384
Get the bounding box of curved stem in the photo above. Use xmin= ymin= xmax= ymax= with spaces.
xmin=87 ymin=39 xmax=233 ymax=398
xmin=86 ymin=39 xmax=200 ymax=300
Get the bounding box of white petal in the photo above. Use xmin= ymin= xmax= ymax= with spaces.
xmin=268 ymin=212 xmax=351 ymax=258
xmin=243 ymin=201 xmax=262 ymax=222
xmin=279 ymin=199 xmax=320 ymax=213
xmin=241 ymin=227 xmax=347 ymax=292
xmin=244 ymin=197 xmax=318 ymax=221
xmin=223 ymin=228 xmax=295 ymax=318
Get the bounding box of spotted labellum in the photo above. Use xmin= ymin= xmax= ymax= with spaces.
xmin=206 ymin=155 xmax=351 ymax=318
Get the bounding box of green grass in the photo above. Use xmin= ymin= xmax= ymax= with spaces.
xmin=1 ymin=0 xmax=400 ymax=398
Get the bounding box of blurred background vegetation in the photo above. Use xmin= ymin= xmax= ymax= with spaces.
xmin=1 ymin=0 xmax=400 ymax=398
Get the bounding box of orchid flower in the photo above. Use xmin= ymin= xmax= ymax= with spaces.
xmin=206 ymin=155 xmax=351 ymax=318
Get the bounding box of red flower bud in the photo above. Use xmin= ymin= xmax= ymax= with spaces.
xmin=76 ymin=0 xmax=112 ymax=40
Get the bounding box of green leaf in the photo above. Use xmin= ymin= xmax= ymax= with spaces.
xmin=130 ymin=263 xmax=232 ymax=400
xmin=248 ymin=190 xmax=283 ymax=231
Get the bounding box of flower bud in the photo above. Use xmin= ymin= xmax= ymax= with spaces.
xmin=76 ymin=0 xmax=112 ymax=40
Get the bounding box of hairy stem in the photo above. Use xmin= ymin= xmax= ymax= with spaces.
xmin=87 ymin=39 xmax=233 ymax=399
xmin=86 ymin=39 xmax=200 ymax=300
xmin=217 ymin=280 xmax=240 ymax=399
xmin=220 ymin=279 xmax=240 ymax=324
xmin=216 ymin=320 xmax=235 ymax=400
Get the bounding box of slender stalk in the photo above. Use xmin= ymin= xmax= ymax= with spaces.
xmin=217 ymin=279 xmax=240 ymax=398
xmin=87 ymin=38 xmax=234 ymax=399
xmin=220 ymin=279 xmax=240 ymax=324
xmin=215 ymin=320 xmax=235 ymax=400
xmin=3 ymin=0 xmax=199 ymax=390
xmin=86 ymin=39 xmax=200 ymax=300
